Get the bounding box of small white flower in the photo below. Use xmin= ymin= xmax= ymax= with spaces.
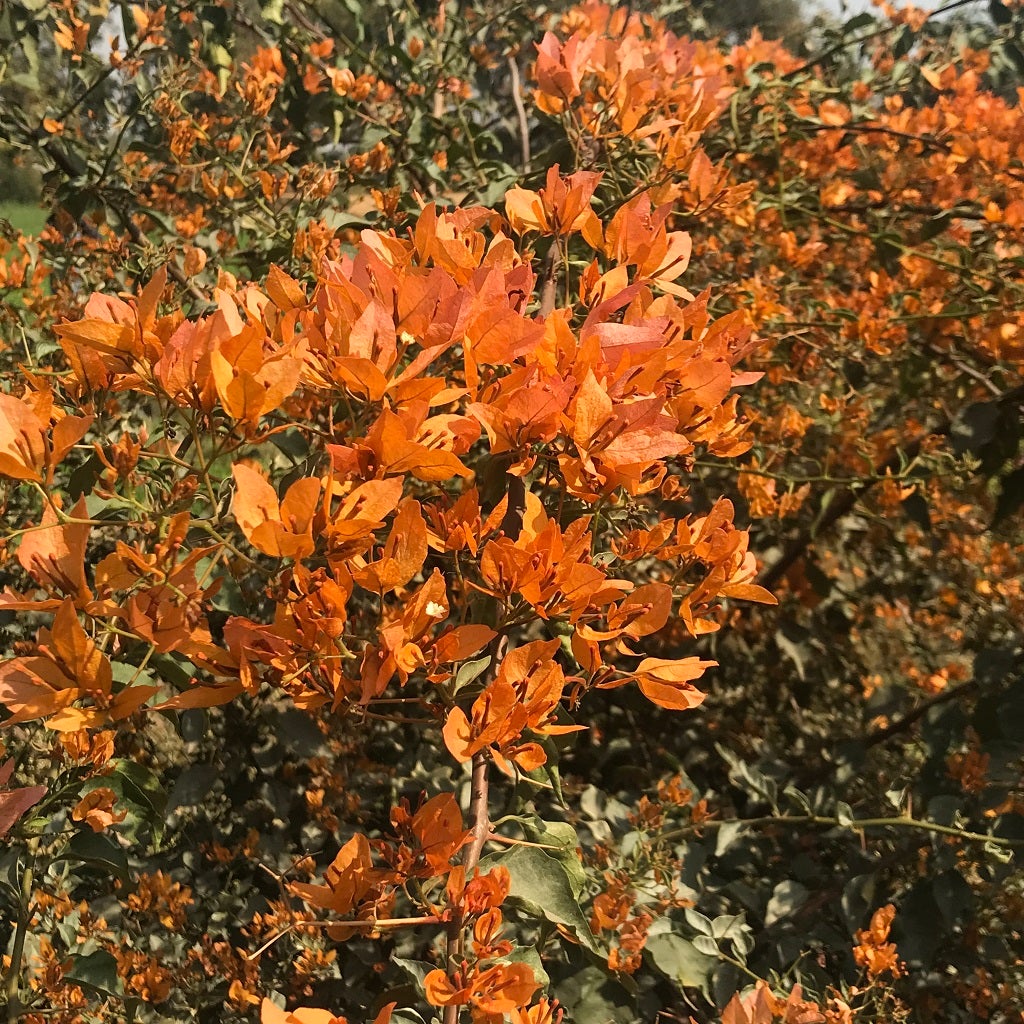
xmin=425 ymin=601 xmax=447 ymax=618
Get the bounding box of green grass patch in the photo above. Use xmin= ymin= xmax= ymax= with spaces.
xmin=0 ymin=202 xmax=48 ymax=236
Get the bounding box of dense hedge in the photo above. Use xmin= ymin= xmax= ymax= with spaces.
xmin=0 ymin=1 xmax=1021 ymax=1023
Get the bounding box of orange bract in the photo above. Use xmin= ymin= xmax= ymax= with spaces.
xmin=233 ymin=465 xmax=322 ymax=560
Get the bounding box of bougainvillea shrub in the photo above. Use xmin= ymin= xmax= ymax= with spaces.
xmin=1 ymin=1 xmax=1022 ymax=1023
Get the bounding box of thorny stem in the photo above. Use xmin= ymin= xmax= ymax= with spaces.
xmin=486 ymin=833 xmax=562 ymax=851
xmin=186 ymin=413 xmax=222 ymax=516
xmin=715 ymin=949 xmax=762 ymax=983
xmin=191 ymin=519 xmax=262 ymax=568
xmin=863 ymin=677 xmax=982 ymax=748
xmin=465 ymin=755 xmax=492 ymax=876
xmin=540 ymin=244 xmax=557 ymax=319
xmin=693 ymin=459 xmax=923 ymax=487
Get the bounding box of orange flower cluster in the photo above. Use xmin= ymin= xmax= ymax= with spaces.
xmin=852 ymin=904 xmax=904 ymax=980
xmin=3 ymin=186 xmax=769 ymax=737
xmin=2 ymin=87 xmax=776 ymax=1011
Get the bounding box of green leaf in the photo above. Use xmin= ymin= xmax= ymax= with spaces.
xmin=59 ymin=830 xmax=130 ymax=885
xmin=261 ymin=0 xmax=286 ymax=23
xmin=520 ymin=817 xmax=585 ymax=898
xmin=108 ymin=761 xmax=165 ymax=847
xmin=710 ymin=914 xmax=746 ymax=942
xmin=843 ymin=11 xmax=877 ymax=32
xmin=892 ymin=26 xmax=914 ymax=59
xmin=520 ymin=734 xmax=566 ymax=804
xmin=732 ymin=930 xmax=754 ymax=957
xmin=918 ymin=211 xmax=952 ymax=243
xmin=388 ymin=1011 xmax=427 ymax=1024
xmin=765 ymin=880 xmax=809 ymax=926
xmin=715 ymin=820 xmax=746 ymax=856
xmin=206 ymin=42 xmax=232 ymax=69
xmin=783 ymin=784 xmax=812 ymax=814
xmin=646 ymin=933 xmax=716 ymax=991
xmin=713 ymin=961 xmax=741 ymax=1010
xmin=991 ymin=0 xmax=1014 ymax=25
xmin=932 ymin=869 xmax=972 ymax=927
xmin=90 ymin=759 xmax=168 ymax=847
xmin=558 ymin=965 xmax=637 ymax=1024
xmin=65 ymin=949 xmax=123 ymax=997
xmin=683 ymin=907 xmax=713 ymax=935
xmin=110 ymin=760 xmax=166 ymax=817
xmin=480 ymin=845 xmax=596 ymax=951
xmin=168 ymin=765 xmax=220 ymax=810
xmin=452 ymin=656 xmax=491 ymax=694
xmin=775 ymin=624 xmax=807 ymax=681
xmin=1003 ymin=40 xmax=1024 ymax=77
xmin=270 ymin=429 xmax=311 ymax=460
xmin=392 ymin=958 xmax=435 ymax=988
xmin=951 ymin=401 xmax=1000 ymax=455
xmin=67 ymin=452 xmax=103 ymax=500
xmin=901 ymin=491 xmax=931 ymax=532
xmin=504 ymin=944 xmax=549 ymax=990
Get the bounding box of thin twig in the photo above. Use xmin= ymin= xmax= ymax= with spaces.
xmin=862 ymin=679 xmax=979 ymax=747
xmin=507 ymin=55 xmax=530 ymax=173
xmin=118 ymin=211 xmax=208 ymax=306
xmin=247 ymin=915 xmax=443 ymax=960
xmin=442 ymin=472 xmax=526 ymax=1024
xmin=780 ymin=0 xmax=981 ymax=82
xmin=656 ymin=813 xmax=1024 ymax=850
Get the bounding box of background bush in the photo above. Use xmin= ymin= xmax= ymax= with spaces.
xmin=0 ymin=1 xmax=1021 ymax=1023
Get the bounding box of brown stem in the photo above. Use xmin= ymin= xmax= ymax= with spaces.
xmin=507 ymin=55 xmax=530 ymax=173
xmin=656 ymin=813 xmax=1024 ymax=849
xmin=443 ymin=752 xmax=490 ymax=1024
xmin=441 ymin=467 xmax=526 ymax=1024
xmin=248 ymin=915 xmax=443 ymax=960
xmin=539 ymin=245 xmax=557 ymax=318
xmin=862 ymin=678 xmax=979 ymax=747
xmin=779 ymin=0 xmax=979 ymax=82
xmin=464 ymin=753 xmax=491 ymax=874
xmin=119 ymin=213 xmax=209 ymax=306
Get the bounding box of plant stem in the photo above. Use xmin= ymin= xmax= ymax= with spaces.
xmin=464 ymin=753 xmax=491 ymax=872
xmin=656 ymin=813 xmax=1024 ymax=849
xmin=443 ymin=751 xmax=490 ymax=1024
xmin=5 ymin=837 xmax=38 ymax=1022
xmin=507 ymin=55 xmax=530 ymax=173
